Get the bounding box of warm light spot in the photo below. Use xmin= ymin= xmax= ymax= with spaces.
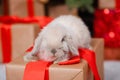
xmin=104 ymin=9 xmax=110 ymax=14
xmin=109 ymin=32 xmax=115 ymax=38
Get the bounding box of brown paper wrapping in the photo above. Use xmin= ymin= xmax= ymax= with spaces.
xmin=49 ymin=60 xmax=89 ymax=80
xmin=6 ymin=54 xmax=26 ymax=80
xmin=5 ymin=38 xmax=104 ymax=80
xmin=0 ymin=24 xmax=40 ymax=62
xmin=98 ymin=0 xmax=116 ymax=9
xmin=104 ymin=47 xmax=120 ymax=60
xmin=6 ymin=0 xmax=45 ymax=17
xmin=39 ymin=0 xmax=49 ymax=4
xmin=48 ymin=5 xmax=78 ymax=18
xmin=91 ymin=38 xmax=104 ymax=80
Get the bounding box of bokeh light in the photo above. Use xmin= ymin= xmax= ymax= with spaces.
xmin=109 ymin=32 xmax=115 ymax=38
xmin=104 ymin=9 xmax=110 ymax=14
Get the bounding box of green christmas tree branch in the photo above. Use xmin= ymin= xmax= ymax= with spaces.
xmin=65 ymin=0 xmax=94 ymax=13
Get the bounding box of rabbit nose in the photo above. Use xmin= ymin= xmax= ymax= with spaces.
xmin=51 ymin=49 xmax=57 ymax=54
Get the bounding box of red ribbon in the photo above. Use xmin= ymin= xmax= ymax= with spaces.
xmin=0 ymin=24 xmax=12 ymax=63
xmin=23 ymin=48 xmax=100 ymax=80
xmin=79 ymin=49 xmax=100 ymax=80
xmin=116 ymin=0 xmax=120 ymax=9
xmin=27 ymin=0 xmax=34 ymax=17
xmin=0 ymin=16 xmax=53 ymax=29
xmin=23 ymin=61 xmax=52 ymax=80
xmin=58 ymin=56 xmax=80 ymax=65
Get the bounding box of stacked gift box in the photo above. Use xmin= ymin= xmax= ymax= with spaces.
xmin=3 ymin=0 xmax=47 ymax=17
xmin=98 ymin=0 xmax=120 ymax=9
xmin=2 ymin=0 xmax=77 ymax=18
xmin=46 ymin=0 xmax=78 ymax=18
xmin=0 ymin=22 xmax=40 ymax=63
xmin=0 ymin=1 xmax=52 ymax=80
xmin=94 ymin=0 xmax=120 ymax=60
xmin=0 ymin=0 xmax=104 ymax=80
xmin=0 ymin=0 xmax=53 ymax=63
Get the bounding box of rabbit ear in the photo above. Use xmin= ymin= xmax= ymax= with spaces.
xmin=62 ymin=41 xmax=69 ymax=52
xmin=64 ymin=35 xmax=79 ymax=56
xmin=31 ymin=35 xmax=43 ymax=56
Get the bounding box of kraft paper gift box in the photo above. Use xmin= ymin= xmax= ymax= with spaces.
xmin=98 ymin=0 xmax=120 ymax=9
xmin=0 ymin=23 xmax=40 ymax=63
xmin=3 ymin=0 xmax=45 ymax=17
xmin=5 ymin=38 xmax=104 ymax=80
xmin=48 ymin=5 xmax=78 ymax=18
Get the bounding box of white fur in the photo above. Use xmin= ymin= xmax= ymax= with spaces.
xmin=24 ymin=15 xmax=92 ymax=63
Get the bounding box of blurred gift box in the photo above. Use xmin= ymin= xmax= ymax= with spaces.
xmin=0 ymin=23 xmax=40 ymax=63
xmin=98 ymin=0 xmax=120 ymax=9
xmin=3 ymin=0 xmax=46 ymax=17
xmin=48 ymin=4 xmax=78 ymax=18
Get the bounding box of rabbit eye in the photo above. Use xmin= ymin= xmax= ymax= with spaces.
xmin=51 ymin=49 xmax=57 ymax=54
xmin=61 ymin=36 xmax=66 ymax=42
xmin=61 ymin=38 xmax=64 ymax=42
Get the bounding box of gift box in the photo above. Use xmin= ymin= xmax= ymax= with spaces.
xmin=104 ymin=47 xmax=120 ymax=60
xmin=98 ymin=0 xmax=120 ymax=9
xmin=4 ymin=38 xmax=104 ymax=80
xmin=3 ymin=0 xmax=45 ymax=17
xmin=48 ymin=5 xmax=78 ymax=18
xmin=0 ymin=23 xmax=40 ymax=63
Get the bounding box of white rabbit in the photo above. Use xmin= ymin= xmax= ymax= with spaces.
xmin=24 ymin=15 xmax=92 ymax=63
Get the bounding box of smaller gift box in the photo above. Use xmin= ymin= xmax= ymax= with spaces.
xmin=3 ymin=0 xmax=46 ymax=17
xmin=98 ymin=0 xmax=120 ymax=9
xmin=4 ymin=38 xmax=104 ymax=80
xmin=0 ymin=23 xmax=40 ymax=63
xmin=48 ymin=5 xmax=78 ymax=18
